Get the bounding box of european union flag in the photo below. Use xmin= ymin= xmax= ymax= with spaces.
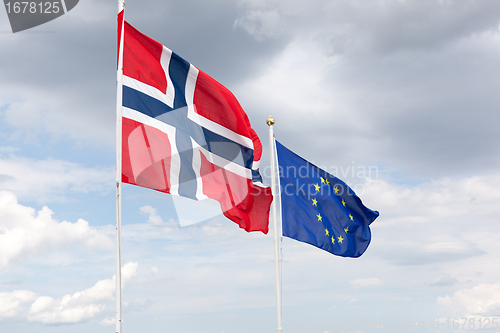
xmin=276 ymin=141 xmax=379 ymax=257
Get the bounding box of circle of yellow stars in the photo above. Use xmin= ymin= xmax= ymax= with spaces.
xmin=310 ymin=176 xmax=354 ymax=246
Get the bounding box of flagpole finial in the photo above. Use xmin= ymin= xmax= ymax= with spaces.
xmin=266 ymin=115 xmax=275 ymax=126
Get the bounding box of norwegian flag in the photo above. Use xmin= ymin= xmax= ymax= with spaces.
xmin=117 ymin=12 xmax=272 ymax=233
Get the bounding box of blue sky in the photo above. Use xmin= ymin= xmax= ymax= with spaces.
xmin=2 ymin=1 xmax=500 ymax=332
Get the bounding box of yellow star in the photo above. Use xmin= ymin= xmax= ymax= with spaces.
xmin=321 ymin=177 xmax=325 ymax=184
xmin=331 ymin=236 xmax=335 ymax=244
xmin=312 ymin=198 xmax=317 ymax=206
xmin=314 ymin=183 xmax=320 ymax=192
xmin=341 ymin=199 xmax=346 ymax=207
xmin=325 ymin=178 xmax=329 ymax=185
xmin=334 ymin=186 xmax=340 ymax=194
xmin=317 ymin=213 xmax=322 ymax=222
xmin=344 ymin=227 xmax=349 ymax=233
xmin=325 ymin=229 xmax=329 ymax=236
xmin=349 ymin=214 xmax=354 ymax=221
xmin=338 ymin=235 xmax=344 ymax=244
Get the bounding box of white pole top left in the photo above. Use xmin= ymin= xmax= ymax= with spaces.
xmin=118 ymin=0 xmax=125 ymax=12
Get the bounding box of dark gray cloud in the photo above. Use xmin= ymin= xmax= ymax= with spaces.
xmin=0 ymin=0 xmax=288 ymax=146
xmin=2 ymin=0 xmax=500 ymax=179
xmin=234 ymin=0 xmax=500 ymax=180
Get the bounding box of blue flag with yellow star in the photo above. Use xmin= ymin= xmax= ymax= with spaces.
xmin=276 ymin=141 xmax=379 ymax=257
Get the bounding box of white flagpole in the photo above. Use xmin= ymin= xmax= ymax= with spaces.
xmin=116 ymin=1 xmax=125 ymax=332
xmin=267 ymin=116 xmax=282 ymax=333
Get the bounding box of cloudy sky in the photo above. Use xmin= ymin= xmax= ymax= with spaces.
xmin=2 ymin=0 xmax=500 ymax=332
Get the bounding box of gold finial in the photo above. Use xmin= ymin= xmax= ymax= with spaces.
xmin=266 ymin=115 xmax=275 ymax=126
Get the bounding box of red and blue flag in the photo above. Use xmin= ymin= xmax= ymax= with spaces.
xmin=117 ymin=12 xmax=272 ymax=233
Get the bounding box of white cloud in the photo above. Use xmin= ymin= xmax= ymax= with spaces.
xmin=360 ymin=174 xmax=500 ymax=265
xmin=0 ymin=262 xmax=137 ymax=325
xmin=139 ymin=205 xmax=164 ymax=226
xmin=363 ymin=175 xmax=500 ymax=220
xmin=28 ymin=297 xmax=104 ymax=325
xmin=0 ymin=191 xmax=112 ymax=269
xmin=0 ymin=290 xmax=37 ymax=319
xmin=0 ymin=154 xmax=113 ymax=203
xmin=429 ymin=274 xmax=458 ymax=287
xmin=99 ymin=317 xmax=115 ymax=326
xmin=350 ymin=278 xmax=381 ymax=289
xmin=121 ymin=262 xmax=140 ymax=283
xmin=437 ymin=283 xmax=500 ymax=316
xmin=27 ymin=262 xmax=138 ymax=325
